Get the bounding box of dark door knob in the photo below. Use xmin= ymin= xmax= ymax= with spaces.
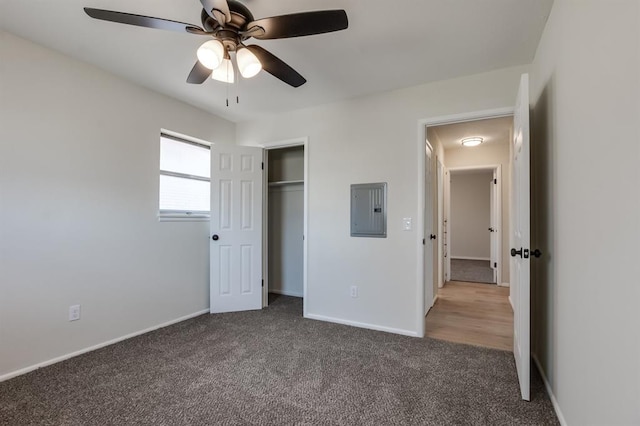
xmin=510 ymin=248 xmax=523 ymax=258
xmin=212 ymin=234 xmax=219 ymax=241
xmin=429 ymin=234 xmax=436 ymax=240
xmin=531 ymin=249 xmax=542 ymax=258
xmin=488 ymin=227 xmax=494 ymax=232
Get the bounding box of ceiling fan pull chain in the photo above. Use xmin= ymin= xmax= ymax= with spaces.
xmin=235 ymin=57 xmax=240 ymax=104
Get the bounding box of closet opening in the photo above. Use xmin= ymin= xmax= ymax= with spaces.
xmin=262 ymin=144 xmax=306 ymax=311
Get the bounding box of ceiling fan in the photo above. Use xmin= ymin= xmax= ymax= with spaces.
xmin=84 ymin=0 xmax=349 ymax=88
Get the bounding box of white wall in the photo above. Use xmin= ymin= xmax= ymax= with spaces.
xmin=0 ymin=32 xmax=235 ymax=378
xmin=237 ymin=65 xmax=528 ymax=335
xmin=530 ymin=1 xmax=640 ymax=424
xmin=450 ymin=172 xmax=492 ymax=260
xmin=445 ymin=142 xmax=511 ymax=283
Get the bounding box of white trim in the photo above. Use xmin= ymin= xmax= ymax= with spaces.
xmin=448 ymin=165 xmax=502 ymax=173
xmin=269 ymin=288 xmax=303 ymax=298
xmin=257 ymin=137 xmax=309 ymax=317
xmin=450 ymin=256 xmax=491 ymax=261
xmin=259 ymin=138 xmax=307 ymax=149
xmin=499 ymin=282 xmax=510 ymax=288
xmin=508 ymin=295 xmax=514 ymax=311
xmin=0 ymin=309 xmax=209 ymax=383
xmin=417 ymin=107 xmax=514 ymax=337
xmin=305 ymin=313 xmax=418 ymax=337
xmin=533 ymin=355 xmax=568 ymax=426
xmin=418 ymin=107 xmax=514 ymax=128
xmin=160 ymin=128 xmax=213 ymax=147
xmin=416 ymin=121 xmax=426 ymax=338
xmin=158 ymin=214 xmax=209 ymax=222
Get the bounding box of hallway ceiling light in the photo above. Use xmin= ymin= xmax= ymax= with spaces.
xmin=461 ymin=137 xmax=483 ymax=147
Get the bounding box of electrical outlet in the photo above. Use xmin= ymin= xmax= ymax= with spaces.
xmin=69 ymin=304 xmax=81 ymax=321
xmin=350 ymin=286 xmax=358 ymax=298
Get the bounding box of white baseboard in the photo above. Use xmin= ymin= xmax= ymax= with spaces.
xmin=499 ymin=282 xmax=510 ymax=288
xmin=269 ymin=288 xmax=303 ymax=298
xmin=508 ymin=295 xmax=514 ymax=311
xmin=0 ymin=309 xmax=209 ymax=383
xmin=451 ymin=256 xmax=490 ymax=261
xmin=305 ymin=313 xmax=418 ymax=337
xmin=533 ymin=354 xmax=567 ymax=426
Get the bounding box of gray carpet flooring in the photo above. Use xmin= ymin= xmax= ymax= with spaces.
xmin=450 ymin=259 xmax=495 ymax=284
xmin=0 ymin=295 xmax=557 ymax=425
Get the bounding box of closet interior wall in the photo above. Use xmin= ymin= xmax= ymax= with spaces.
xmin=267 ymin=146 xmax=304 ymax=298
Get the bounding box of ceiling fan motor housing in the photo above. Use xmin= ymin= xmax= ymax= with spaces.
xmin=201 ymin=1 xmax=253 ymax=51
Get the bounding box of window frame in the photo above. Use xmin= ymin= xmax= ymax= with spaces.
xmin=158 ymin=130 xmax=211 ymax=222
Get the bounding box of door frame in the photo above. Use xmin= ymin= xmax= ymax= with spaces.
xmin=416 ymin=107 xmax=513 ymax=337
xmin=258 ymin=137 xmax=309 ymax=317
xmin=447 ymin=164 xmax=502 ymax=287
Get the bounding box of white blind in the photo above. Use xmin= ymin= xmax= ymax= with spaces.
xmin=160 ymin=136 xmax=210 ymax=178
xmin=159 ymin=134 xmax=210 ymax=213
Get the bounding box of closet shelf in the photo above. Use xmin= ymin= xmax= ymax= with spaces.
xmin=268 ymin=180 xmax=304 ymax=187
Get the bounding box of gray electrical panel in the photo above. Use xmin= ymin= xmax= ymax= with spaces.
xmin=350 ymin=182 xmax=387 ymax=238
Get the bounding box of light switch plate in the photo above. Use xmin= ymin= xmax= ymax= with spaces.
xmin=403 ymin=217 xmax=412 ymax=230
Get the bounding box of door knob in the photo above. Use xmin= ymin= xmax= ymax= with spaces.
xmin=510 ymin=248 xmax=523 ymax=258
xmin=531 ymin=249 xmax=542 ymax=258
xmin=488 ymin=227 xmax=494 ymax=232
xmin=212 ymin=234 xmax=219 ymax=241
xmin=429 ymin=234 xmax=436 ymax=240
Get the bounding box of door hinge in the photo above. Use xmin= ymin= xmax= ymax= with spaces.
xmin=261 ymin=162 xmax=264 ymax=170
xmin=262 ymin=279 xmax=264 ymax=287
xmin=494 ymin=178 xmax=497 ymax=184
xmin=494 ymin=262 xmax=497 ymax=268
xmin=422 ymin=238 xmax=425 ymax=245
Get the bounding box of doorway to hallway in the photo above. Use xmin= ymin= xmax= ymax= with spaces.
xmin=425 ymin=281 xmax=512 ymax=350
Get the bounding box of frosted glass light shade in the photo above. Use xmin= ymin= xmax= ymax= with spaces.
xmin=461 ymin=137 xmax=483 ymax=147
xmin=211 ymin=58 xmax=234 ymax=83
xmin=197 ymin=40 xmax=224 ymax=70
xmin=236 ymin=47 xmax=262 ymax=78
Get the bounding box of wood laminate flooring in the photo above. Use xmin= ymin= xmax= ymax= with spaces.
xmin=425 ymin=281 xmax=513 ymax=351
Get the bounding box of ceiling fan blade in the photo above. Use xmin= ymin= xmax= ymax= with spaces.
xmin=246 ymin=45 xmax=306 ymax=88
xmin=84 ymin=8 xmax=206 ymax=34
xmin=200 ymin=0 xmax=231 ymax=24
xmin=247 ymin=10 xmax=348 ymax=40
xmin=187 ymin=61 xmax=211 ymax=84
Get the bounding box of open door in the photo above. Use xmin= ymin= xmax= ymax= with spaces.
xmin=424 ymin=141 xmax=434 ymax=314
xmin=511 ymin=73 xmax=531 ymax=401
xmin=210 ymin=144 xmax=263 ymax=314
xmin=443 ymin=169 xmax=451 ymax=282
xmin=489 ymin=171 xmax=498 ymax=284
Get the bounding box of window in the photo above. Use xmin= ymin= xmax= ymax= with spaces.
xmin=159 ymin=132 xmax=210 ymax=220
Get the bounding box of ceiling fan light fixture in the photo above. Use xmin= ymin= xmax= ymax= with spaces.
xmin=461 ymin=137 xmax=483 ymax=147
xmin=197 ymin=40 xmax=224 ymax=70
xmin=236 ymin=47 xmax=262 ymax=78
xmin=211 ymin=58 xmax=235 ymax=83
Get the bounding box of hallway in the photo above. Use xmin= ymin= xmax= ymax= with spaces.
xmin=425 ymin=281 xmax=513 ymax=350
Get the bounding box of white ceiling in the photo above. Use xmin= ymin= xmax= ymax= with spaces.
xmin=0 ymin=0 xmax=553 ymax=122
xmin=430 ymin=116 xmax=513 ymax=150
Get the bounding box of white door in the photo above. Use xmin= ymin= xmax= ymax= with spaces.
xmin=424 ymin=142 xmax=434 ymax=315
xmin=436 ymin=159 xmax=444 ymax=288
xmin=444 ymin=169 xmax=451 ymax=282
xmin=210 ymin=145 xmax=263 ymax=313
xmin=511 ymin=73 xmax=531 ymax=401
xmin=489 ymin=171 xmax=498 ymax=283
